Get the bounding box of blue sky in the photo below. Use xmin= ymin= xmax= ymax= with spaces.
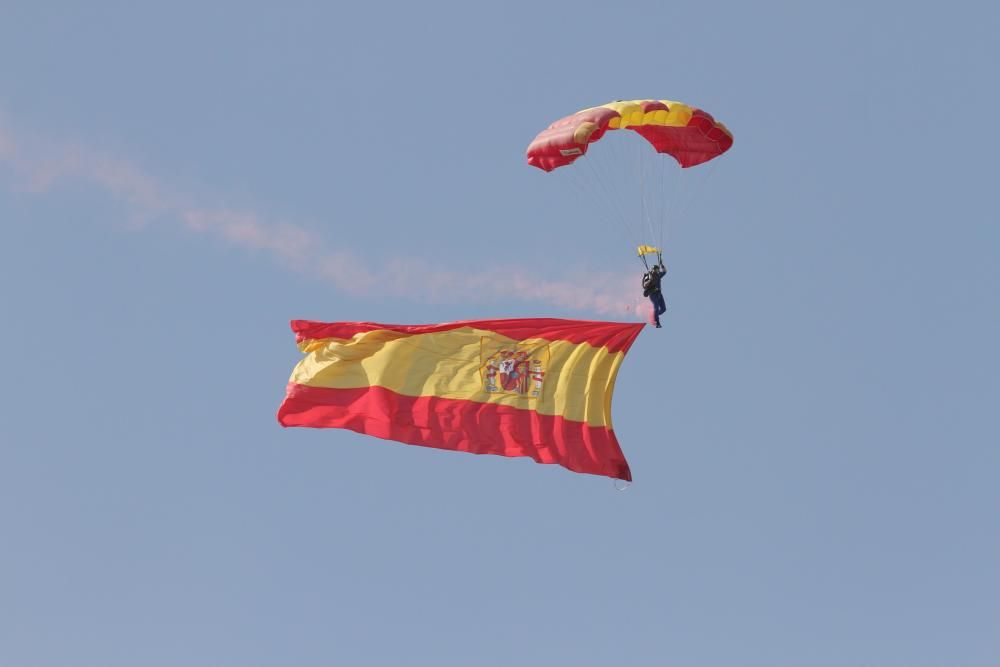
xmin=2 ymin=2 xmax=998 ymax=665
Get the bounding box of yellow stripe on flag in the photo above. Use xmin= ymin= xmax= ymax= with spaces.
xmin=289 ymin=327 xmax=628 ymax=428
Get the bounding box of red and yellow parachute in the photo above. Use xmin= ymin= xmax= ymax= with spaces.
xmin=527 ymin=99 xmax=733 ymax=172
xmin=526 ymin=99 xmax=733 ymax=263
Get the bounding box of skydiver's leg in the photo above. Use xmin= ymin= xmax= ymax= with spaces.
xmin=652 ymin=293 xmax=666 ymax=327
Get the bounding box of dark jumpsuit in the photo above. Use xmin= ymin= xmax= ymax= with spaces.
xmin=645 ymin=267 xmax=666 ymax=327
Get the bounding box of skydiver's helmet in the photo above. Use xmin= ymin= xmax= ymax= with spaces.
xmin=651 ymin=265 xmax=661 ymax=274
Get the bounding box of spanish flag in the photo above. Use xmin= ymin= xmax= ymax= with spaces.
xmin=277 ymin=318 xmax=644 ymax=480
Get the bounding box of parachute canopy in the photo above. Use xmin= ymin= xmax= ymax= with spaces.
xmin=526 ymin=99 xmax=733 ymax=172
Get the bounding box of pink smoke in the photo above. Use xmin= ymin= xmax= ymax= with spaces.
xmin=0 ymin=117 xmax=641 ymax=317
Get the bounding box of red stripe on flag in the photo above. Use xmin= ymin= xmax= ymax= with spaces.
xmin=291 ymin=318 xmax=644 ymax=355
xmin=277 ymin=384 xmax=632 ymax=481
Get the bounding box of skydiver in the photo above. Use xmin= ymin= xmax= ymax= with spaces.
xmin=642 ymin=259 xmax=667 ymax=328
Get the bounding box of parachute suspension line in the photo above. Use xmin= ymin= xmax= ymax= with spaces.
xmin=683 ymin=160 xmax=719 ymax=220
xmin=580 ymin=154 xmax=616 ymax=226
xmin=613 ymin=479 xmax=631 ymax=492
xmin=628 ymin=136 xmax=659 ymax=266
xmin=565 ymin=165 xmax=636 ymax=249
xmin=637 ymin=138 xmax=659 ymax=250
xmin=648 ymin=147 xmax=659 ymax=246
xmin=638 ymin=137 xmax=646 ymax=239
xmin=671 ymin=160 xmax=720 ymax=238
xmin=606 ymin=133 xmax=643 ymax=243
xmin=567 ymin=152 xmax=647 ymax=256
xmin=657 ymin=149 xmax=669 ymax=250
xmin=603 ymin=139 xmax=638 ymax=239
xmin=586 ymin=156 xmax=634 ymax=246
xmin=647 ymin=145 xmax=660 ymax=247
xmin=661 ymin=160 xmax=685 ymax=249
xmin=656 ymin=156 xmax=667 ymax=250
xmin=582 ymin=153 xmax=641 ymax=248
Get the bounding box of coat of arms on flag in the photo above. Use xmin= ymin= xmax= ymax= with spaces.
xmin=480 ymin=340 xmax=548 ymax=398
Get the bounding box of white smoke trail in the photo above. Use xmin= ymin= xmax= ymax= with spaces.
xmin=0 ymin=117 xmax=644 ymax=318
